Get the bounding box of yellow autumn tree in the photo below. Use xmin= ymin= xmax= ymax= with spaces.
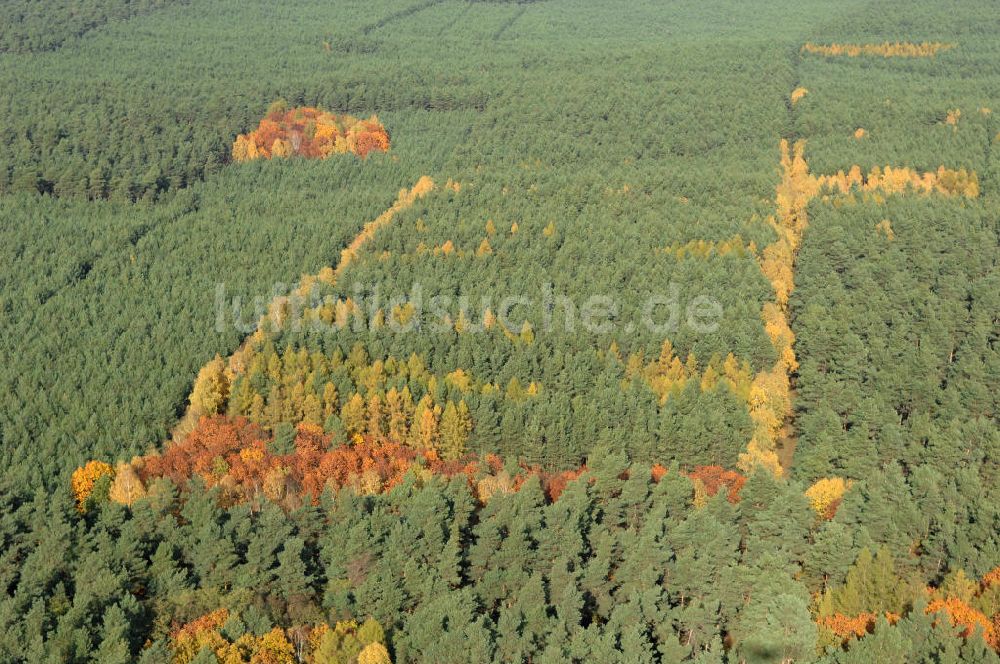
xmin=700 ymin=365 xmax=719 ymax=392
xmin=312 ymin=619 xmax=391 ymax=664
xmin=190 ymin=355 xmax=230 ymax=416
xmin=801 ymin=41 xmax=953 ymax=58
xmin=357 ymin=642 xmax=392 ymax=664
xmin=477 ymin=471 xmax=515 ymax=503
xmin=386 ymin=386 xmax=413 ymax=442
xmin=519 ymin=321 xmax=535 ymax=345
xmin=505 ymin=377 xmax=527 ymax=402
xmin=321 ymin=382 xmax=339 ymax=419
xmin=270 ymin=138 xmax=294 ymax=159
xmin=108 ymin=461 xmax=146 ymax=507
xmin=340 ymin=393 xmax=367 ymax=441
xmin=805 ymin=477 xmax=852 ymax=518
xmin=454 ymin=309 xmax=472 ymax=334
xmin=446 ymin=368 xmax=473 ymax=393
xmin=366 ymin=392 xmax=385 ymax=442
xmin=737 ymin=439 xmax=783 ymax=477
xmin=407 ymin=396 xmax=440 ymax=450
xmin=252 ymin=627 xmax=295 ymax=663
xmin=439 ymin=401 xmax=472 ymax=461
xmin=232 ymin=134 xmax=261 ymax=162
xmin=302 ymin=393 xmax=323 ymax=426
xmin=875 ymin=219 xmax=895 ymax=240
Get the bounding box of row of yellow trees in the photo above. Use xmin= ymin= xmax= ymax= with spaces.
xmin=801 ymin=41 xmax=954 ymax=58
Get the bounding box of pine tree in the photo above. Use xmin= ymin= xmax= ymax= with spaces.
xmin=276 ymin=536 xmax=313 ymax=602
xmin=91 ymin=604 xmax=132 ymax=664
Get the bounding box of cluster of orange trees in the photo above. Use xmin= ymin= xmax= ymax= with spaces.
xmin=111 ymin=416 xmax=588 ymax=508
xmin=800 ymin=41 xmax=954 ymax=57
xmin=78 ymin=414 xmax=758 ymax=511
xmin=232 ymin=102 xmax=390 ymax=162
xmin=79 ymin=415 xmax=869 ymax=534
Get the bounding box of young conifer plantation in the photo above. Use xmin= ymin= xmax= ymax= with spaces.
xmin=0 ymin=0 xmax=998 ymax=662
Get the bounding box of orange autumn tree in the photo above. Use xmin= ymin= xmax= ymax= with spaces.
xmin=818 ymin=612 xmax=902 ymax=646
xmin=926 ymin=597 xmax=997 ymax=649
xmin=818 ymin=612 xmax=878 ymax=642
xmin=233 ymin=102 xmax=390 ymax=162
xmin=71 ymin=460 xmax=115 ymax=511
xmin=922 ymin=568 xmax=1000 ymax=650
xmin=688 ymin=465 xmax=746 ymax=504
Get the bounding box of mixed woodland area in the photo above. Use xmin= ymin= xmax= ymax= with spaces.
xmin=0 ymin=0 xmax=998 ymax=662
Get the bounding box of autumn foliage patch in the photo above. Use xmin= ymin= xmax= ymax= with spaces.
xmin=95 ymin=415 xmax=747 ymax=509
xmin=232 ymin=102 xmax=390 ymax=162
xmin=801 ymin=41 xmax=954 ymax=58
xmin=170 ymin=608 xmax=392 ymax=664
xmin=136 ymin=416 xmax=599 ymax=507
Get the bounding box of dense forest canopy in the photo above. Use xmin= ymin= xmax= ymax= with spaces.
xmin=0 ymin=0 xmax=998 ymax=662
